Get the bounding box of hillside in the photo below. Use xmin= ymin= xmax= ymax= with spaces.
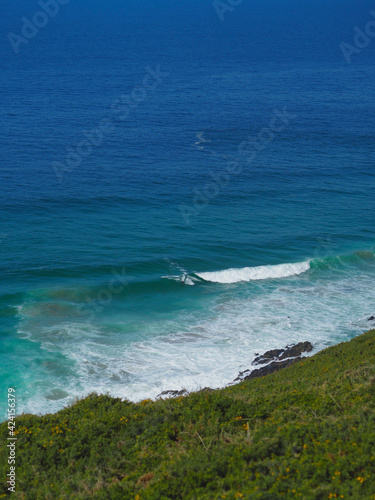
xmin=1 ymin=330 xmax=375 ymax=499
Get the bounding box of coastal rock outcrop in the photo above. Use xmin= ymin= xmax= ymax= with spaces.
xmin=157 ymin=387 xmax=214 ymax=398
xmin=233 ymin=341 xmax=313 ymax=382
xmin=253 ymin=349 xmax=284 ymax=365
xmin=253 ymin=341 xmax=313 ymax=365
xmin=243 ymin=358 xmax=300 ymax=380
xmin=157 ymin=389 xmax=187 ymax=398
xmin=158 ymin=342 xmax=314 ymax=395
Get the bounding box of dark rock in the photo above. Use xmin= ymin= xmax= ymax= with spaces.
xmin=253 ymin=349 xmax=285 ymax=365
xmin=244 ymin=357 xmax=302 ymax=380
xmin=233 ymin=341 xmax=313 ymax=383
xmin=279 ymin=341 xmax=313 ymax=360
xmin=368 ymin=316 xmax=375 ymax=321
xmin=233 ymin=369 xmax=251 ymax=382
xmin=157 ymin=389 xmax=187 ymax=398
xmin=252 ymin=341 xmax=313 ymax=365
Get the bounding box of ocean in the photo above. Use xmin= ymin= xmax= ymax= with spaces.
xmin=1 ymin=0 xmax=375 ymax=418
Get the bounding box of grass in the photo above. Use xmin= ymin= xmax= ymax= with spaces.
xmin=1 ymin=330 xmax=375 ymax=499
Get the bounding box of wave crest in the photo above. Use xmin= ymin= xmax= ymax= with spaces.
xmin=196 ymin=261 xmax=311 ymax=284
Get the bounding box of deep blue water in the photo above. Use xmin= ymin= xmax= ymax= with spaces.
xmin=1 ymin=0 xmax=375 ymax=417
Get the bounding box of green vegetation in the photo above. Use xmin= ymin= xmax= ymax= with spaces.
xmin=1 ymin=330 xmax=375 ymax=499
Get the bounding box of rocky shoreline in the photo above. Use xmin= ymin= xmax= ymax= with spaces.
xmin=157 ymin=316 xmax=375 ymax=398
xmin=233 ymin=341 xmax=313 ymax=382
xmin=157 ymin=340 xmax=314 ymax=399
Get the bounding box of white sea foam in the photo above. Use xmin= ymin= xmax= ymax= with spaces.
xmin=196 ymin=261 xmax=311 ymax=284
xmin=11 ymin=264 xmax=375 ymax=417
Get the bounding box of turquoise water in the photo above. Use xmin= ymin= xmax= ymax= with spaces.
xmin=1 ymin=1 xmax=375 ymax=418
